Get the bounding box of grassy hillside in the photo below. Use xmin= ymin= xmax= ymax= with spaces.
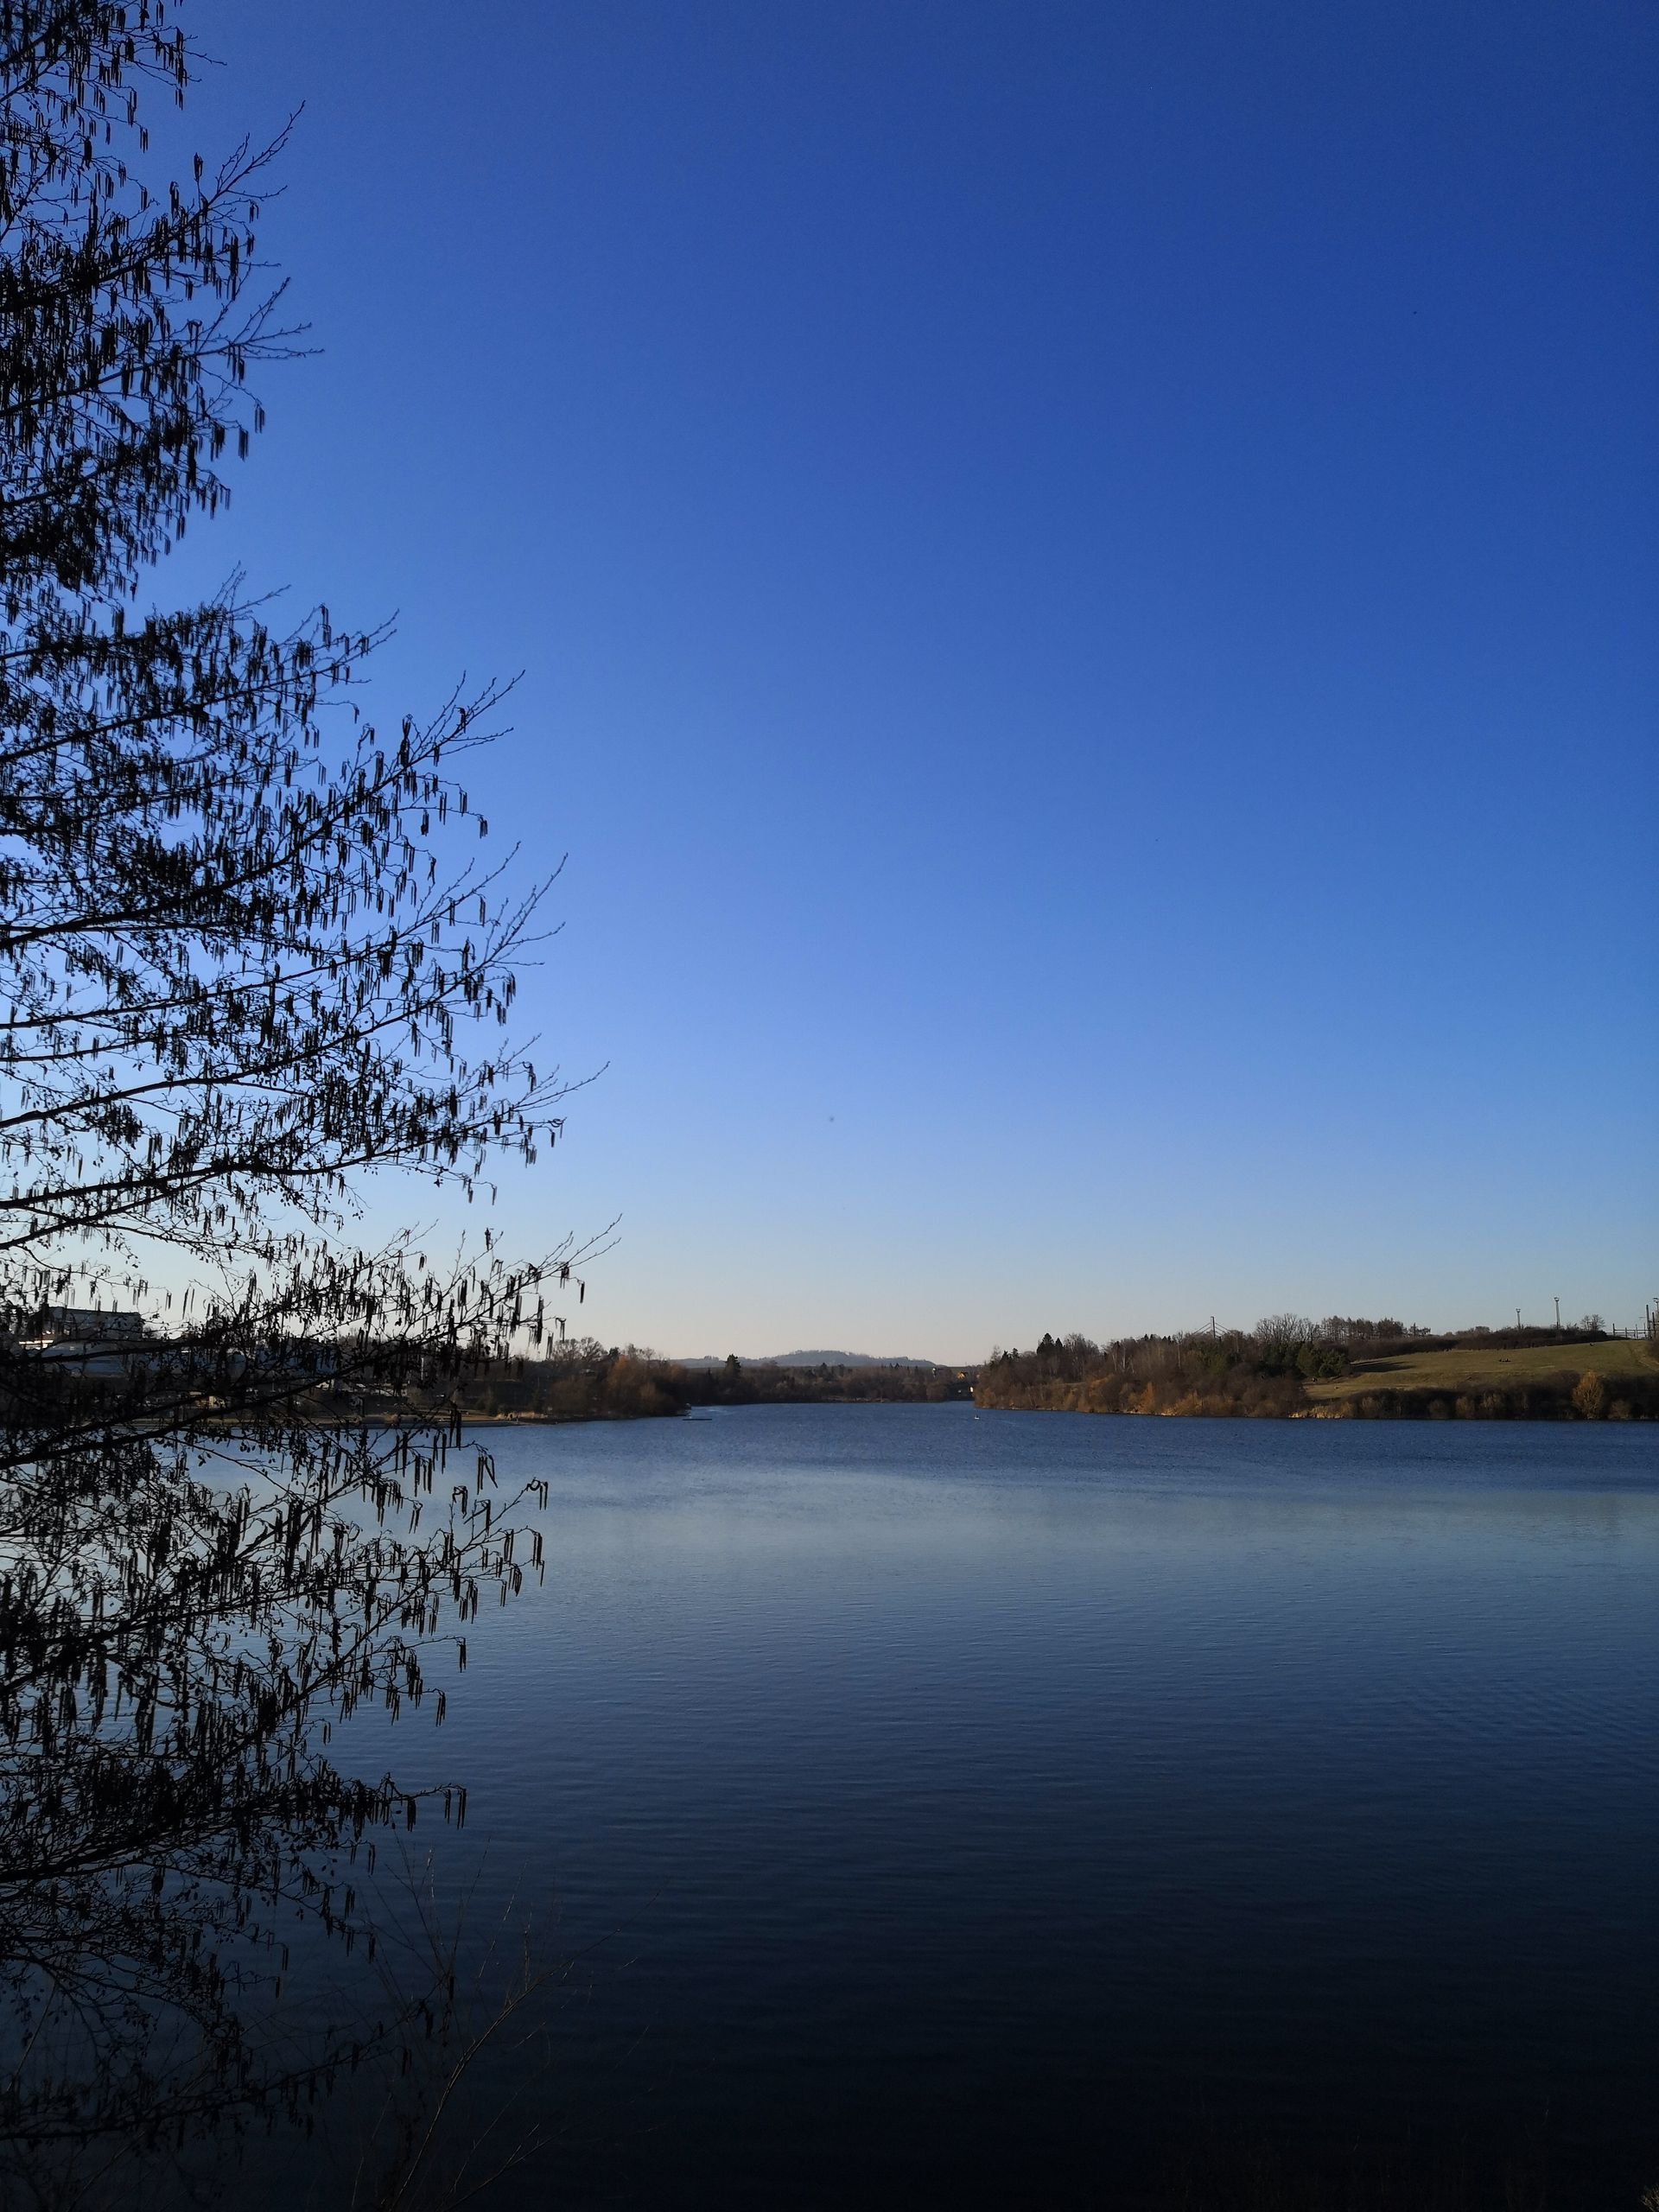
xmin=976 ymin=1326 xmax=1659 ymax=1421
xmin=1309 ymin=1337 xmax=1657 ymax=1403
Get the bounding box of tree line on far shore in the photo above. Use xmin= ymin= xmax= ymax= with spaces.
xmin=21 ymin=1315 xmax=1643 ymax=1431
xmin=440 ymin=1343 xmax=973 ymax=1421
xmin=320 ymin=1316 xmax=1652 ymax=1427
xmin=973 ymin=1318 xmax=1655 ymax=1421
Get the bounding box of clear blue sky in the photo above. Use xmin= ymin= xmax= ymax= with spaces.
xmin=175 ymin=1 xmax=1655 ymax=1355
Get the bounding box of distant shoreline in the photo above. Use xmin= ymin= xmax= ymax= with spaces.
xmin=974 ymin=1329 xmax=1658 ymax=1423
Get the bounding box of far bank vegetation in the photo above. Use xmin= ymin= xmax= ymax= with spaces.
xmin=402 ymin=1344 xmax=971 ymax=1423
xmin=975 ymin=1318 xmax=1658 ymax=1422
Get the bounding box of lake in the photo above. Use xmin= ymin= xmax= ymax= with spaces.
xmin=274 ymin=1404 xmax=1659 ymax=2208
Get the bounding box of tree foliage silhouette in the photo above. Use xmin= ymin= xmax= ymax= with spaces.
xmin=0 ymin=4 xmax=587 ymax=2193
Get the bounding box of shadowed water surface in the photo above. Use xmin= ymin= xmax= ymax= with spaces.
xmin=283 ymin=1406 xmax=1658 ymax=2207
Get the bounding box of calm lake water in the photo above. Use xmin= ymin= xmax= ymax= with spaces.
xmin=287 ymin=1405 xmax=1659 ymax=2208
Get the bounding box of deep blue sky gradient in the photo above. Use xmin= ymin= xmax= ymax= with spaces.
xmin=172 ymin=1 xmax=1656 ymax=1354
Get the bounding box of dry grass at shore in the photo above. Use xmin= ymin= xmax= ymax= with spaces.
xmin=1308 ymin=1336 xmax=1658 ymax=1403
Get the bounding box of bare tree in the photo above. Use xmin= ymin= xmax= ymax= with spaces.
xmin=1253 ymin=1313 xmax=1315 ymax=1349
xmin=0 ymin=5 xmax=588 ymax=2194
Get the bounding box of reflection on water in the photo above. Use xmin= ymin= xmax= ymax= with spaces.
xmin=24 ymin=1406 xmax=1659 ymax=2208
xmin=0 ymin=1412 xmax=543 ymax=2212
xmin=293 ymin=1406 xmax=1658 ymax=2209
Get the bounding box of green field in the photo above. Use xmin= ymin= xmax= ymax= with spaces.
xmin=1308 ymin=1337 xmax=1658 ymax=1402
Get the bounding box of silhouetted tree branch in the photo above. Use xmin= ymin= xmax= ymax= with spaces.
xmin=0 ymin=6 xmax=583 ymax=2197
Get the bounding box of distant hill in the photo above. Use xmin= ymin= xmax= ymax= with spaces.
xmin=678 ymin=1349 xmax=945 ymax=1370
